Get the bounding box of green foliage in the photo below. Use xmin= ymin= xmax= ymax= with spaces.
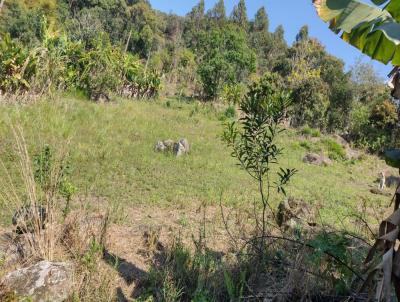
xmin=223 ymin=72 xmax=296 ymax=235
xmin=308 ymin=233 xmax=353 ymax=295
xmin=253 ymin=7 xmax=269 ymax=32
xmin=231 ymin=0 xmax=248 ymax=29
xmin=349 ymin=99 xmax=398 ymax=153
xmin=0 ymin=0 xmax=395 ymax=156
xmin=224 ymin=105 xmax=236 ymax=119
xmin=299 ymin=140 xmax=322 ymax=153
xmin=0 ymin=1 xmax=48 ymax=46
xmin=81 ymin=239 xmax=104 ymax=271
xmin=300 ymin=126 xmax=321 ymax=138
xmin=0 ymin=34 xmax=36 ymax=93
xmin=197 ymin=25 xmax=256 ymax=100
xmin=221 ymin=83 xmax=245 ymax=105
xmin=33 ymin=144 xmax=76 ymax=211
xmin=140 ymin=238 xmax=220 ymax=302
xmin=369 ymin=99 xmax=398 ymax=130
xmin=206 ymin=0 xmax=226 ymax=24
xmin=321 ymin=138 xmax=346 ymax=161
xmin=314 ymin=0 xmax=400 ymax=66
xmin=223 ymin=269 xmax=246 ymax=301
xmin=78 ymin=37 xmax=123 ymax=100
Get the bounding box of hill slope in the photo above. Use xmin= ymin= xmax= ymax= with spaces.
xmin=0 ymin=96 xmax=394 ymax=226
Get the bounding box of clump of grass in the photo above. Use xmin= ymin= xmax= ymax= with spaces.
xmin=300 ymin=126 xmax=321 ymax=138
xmin=322 ymin=138 xmax=347 ymax=160
xmin=0 ymin=126 xmax=117 ymax=301
xmin=299 ymin=140 xmax=322 ymax=153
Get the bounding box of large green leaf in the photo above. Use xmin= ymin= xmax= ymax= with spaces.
xmin=313 ymin=0 xmax=400 ymax=65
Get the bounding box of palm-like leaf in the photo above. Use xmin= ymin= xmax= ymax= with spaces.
xmin=313 ymin=0 xmax=400 ymax=65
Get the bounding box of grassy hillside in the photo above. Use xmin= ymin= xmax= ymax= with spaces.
xmin=0 ymin=95 xmax=393 ymax=226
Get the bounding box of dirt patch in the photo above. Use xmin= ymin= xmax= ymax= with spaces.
xmin=104 ymin=203 xmax=247 ymax=299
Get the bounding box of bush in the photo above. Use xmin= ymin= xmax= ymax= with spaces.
xmin=0 ymin=31 xmax=162 ymax=101
xmin=0 ymin=34 xmax=37 ymax=93
xmin=322 ymin=138 xmax=346 ymax=160
xmin=349 ymin=100 xmax=397 ymax=154
xmin=221 ymin=83 xmax=245 ymax=105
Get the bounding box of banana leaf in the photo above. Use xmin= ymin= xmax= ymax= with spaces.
xmin=313 ymin=0 xmax=400 ymax=65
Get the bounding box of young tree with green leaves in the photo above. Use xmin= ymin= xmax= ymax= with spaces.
xmin=223 ymin=72 xmax=296 ymax=244
xmin=206 ymin=0 xmax=226 ymax=25
xmin=253 ymin=6 xmax=269 ymax=32
xmin=231 ymin=0 xmax=248 ymax=29
xmin=197 ymin=25 xmax=256 ymax=100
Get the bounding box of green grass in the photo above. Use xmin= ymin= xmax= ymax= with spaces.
xmin=0 ymin=95 xmax=393 ymax=226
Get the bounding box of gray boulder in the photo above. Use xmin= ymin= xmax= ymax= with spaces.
xmin=163 ymin=139 xmax=175 ymax=151
xmin=173 ymin=138 xmax=190 ymax=157
xmin=1 ymin=261 xmax=73 ymax=302
xmin=0 ymin=233 xmax=21 ymax=270
xmin=173 ymin=142 xmax=185 ymax=157
xmin=178 ymin=138 xmax=190 ymax=153
xmin=154 ymin=141 xmax=166 ymax=152
xmin=155 ymin=138 xmax=190 ymax=156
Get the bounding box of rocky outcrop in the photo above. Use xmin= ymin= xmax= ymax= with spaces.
xmin=277 ymin=197 xmax=317 ymax=229
xmin=303 ymin=153 xmax=332 ymax=166
xmin=1 ymin=261 xmax=73 ymax=302
xmin=332 ymin=134 xmax=361 ymax=160
xmin=155 ymin=138 xmax=190 ymax=156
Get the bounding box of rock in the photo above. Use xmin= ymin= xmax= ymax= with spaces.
xmin=90 ymin=91 xmax=110 ymax=103
xmin=332 ymin=134 xmax=362 ymax=160
xmin=154 ymin=141 xmax=166 ymax=152
xmin=163 ymin=139 xmax=175 ymax=151
xmin=12 ymin=206 xmax=47 ymax=234
xmin=303 ymin=153 xmax=332 ymax=166
xmin=277 ymin=197 xmax=317 ymax=229
xmin=332 ymin=134 xmax=350 ymax=148
xmin=154 ymin=139 xmax=176 ymax=153
xmin=0 ymin=261 xmax=73 ymax=302
xmin=173 ymin=142 xmax=186 ymax=157
xmin=178 ymin=138 xmax=190 ymax=153
xmin=345 ymin=147 xmax=361 ymax=160
xmin=370 ymin=188 xmax=392 ymax=197
xmin=0 ymin=233 xmax=21 ymax=270
xmin=386 ymin=174 xmax=400 ymax=188
xmin=155 ymin=138 xmax=190 ymax=156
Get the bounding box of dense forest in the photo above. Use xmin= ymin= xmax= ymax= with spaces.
xmin=0 ymin=0 xmax=396 ymax=153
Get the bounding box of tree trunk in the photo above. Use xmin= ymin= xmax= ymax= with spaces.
xmin=124 ymin=30 xmax=132 ymax=53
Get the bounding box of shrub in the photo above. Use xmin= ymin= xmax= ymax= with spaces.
xmin=349 ymin=100 xmax=397 ymax=153
xmin=322 ymin=138 xmax=346 ymax=160
xmin=369 ymin=99 xmax=397 ymax=130
xmin=221 ymin=83 xmax=245 ymax=105
xmin=0 ymin=34 xmax=37 ymax=93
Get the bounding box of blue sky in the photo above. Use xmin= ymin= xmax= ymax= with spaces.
xmin=149 ymin=0 xmax=392 ymax=79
